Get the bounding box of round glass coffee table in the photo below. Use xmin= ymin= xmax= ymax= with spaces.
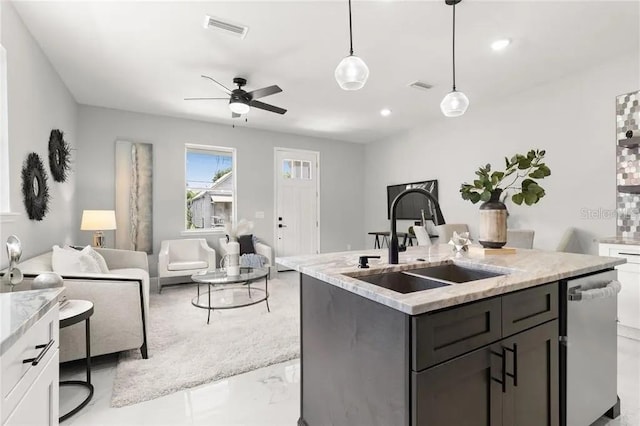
xmin=191 ymin=267 xmax=270 ymax=324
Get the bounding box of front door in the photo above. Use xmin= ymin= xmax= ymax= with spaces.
xmin=275 ymin=149 xmax=319 ymax=267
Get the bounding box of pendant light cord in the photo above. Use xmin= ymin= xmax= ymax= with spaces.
xmin=348 ymin=0 xmax=354 ymax=55
xmin=452 ymin=2 xmax=456 ymax=91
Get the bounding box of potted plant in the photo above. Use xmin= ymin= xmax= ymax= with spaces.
xmin=460 ymin=149 xmax=551 ymax=248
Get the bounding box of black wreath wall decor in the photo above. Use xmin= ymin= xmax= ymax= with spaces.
xmin=21 ymin=153 xmax=50 ymax=221
xmin=48 ymin=129 xmax=71 ymax=182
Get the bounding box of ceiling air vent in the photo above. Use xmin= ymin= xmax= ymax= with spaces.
xmin=408 ymin=81 xmax=434 ymax=91
xmin=203 ymin=15 xmax=249 ymax=39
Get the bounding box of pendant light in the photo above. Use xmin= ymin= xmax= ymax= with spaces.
xmin=441 ymin=0 xmax=469 ymax=117
xmin=335 ymin=0 xmax=369 ymax=91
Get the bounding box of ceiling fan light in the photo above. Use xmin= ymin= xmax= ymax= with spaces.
xmin=335 ymin=55 xmax=369 ymax=91
xmin=229 ymin=100 xmax=250 ymax=115
xmin=440 ymin=90 xmax=469 ymax=117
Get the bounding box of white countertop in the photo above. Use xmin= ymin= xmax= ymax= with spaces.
xmin=600 ymin=237 xmax=640 ymax=246
xmin=0 ymin=288 xmax=65 ymax=356
xmin=277 ymin=244 xmax=625 ymax=315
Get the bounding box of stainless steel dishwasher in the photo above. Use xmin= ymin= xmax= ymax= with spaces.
xmin=560 ymin=269 xmax=621 ymax=426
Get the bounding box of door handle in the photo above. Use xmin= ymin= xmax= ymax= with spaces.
xmin=23 ymin=340 xmax=55 ymax=366
xmin=504 ymin=344 xmax=518 ymax=387
xmin=278 ymin=224 xmax=287 ymax=228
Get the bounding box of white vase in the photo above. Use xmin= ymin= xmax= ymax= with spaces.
xmin=226 ymin=241 xmax=240 ymax=276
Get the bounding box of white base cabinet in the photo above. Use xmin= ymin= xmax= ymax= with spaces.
xmin=1 ymin=304 xmax=59 ymax=425
xmin=599 ymin=243 xmax=640 ymax=340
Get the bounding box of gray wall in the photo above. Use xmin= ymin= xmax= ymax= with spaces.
xmin=75 ymin=105 xmax=366 ymax=275
xmin=365 ymin=53 xmax=640 ymax=254
xmin=0 ymin=1 xmax=78 ymax=268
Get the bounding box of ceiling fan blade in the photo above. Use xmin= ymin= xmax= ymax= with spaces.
xmin=249 ymin=100 xmax=287 ymax=115
xmin=232 ymin=112 xmax=241 ymax=118
xmin=247 ymin=85 xmax=282 ymax=100
xmin=201 ymin=75 xmax=232 ymax=95
xmin=184 ymin=97 xmax=228 ymax=101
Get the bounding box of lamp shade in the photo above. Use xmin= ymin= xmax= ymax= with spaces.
xmin=335 ymin=55 xmax=369 ymax=91
xmin=440 ymin=90 xmax=469 ymax=117
xmin=80 ymin=210 xmax=117 ymax=231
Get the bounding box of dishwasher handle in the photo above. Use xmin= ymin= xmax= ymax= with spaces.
xmin=568 ymin=280 xmax=622 ymax=302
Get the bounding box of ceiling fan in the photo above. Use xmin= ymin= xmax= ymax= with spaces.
xmin=185 ymin=76 xmax=287 ymax=118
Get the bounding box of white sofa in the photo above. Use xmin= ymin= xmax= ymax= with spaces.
xmin=16 ymin=247 xmax=149 ymax=363
xmin=218 ymin=237 xmax=274 ymax=276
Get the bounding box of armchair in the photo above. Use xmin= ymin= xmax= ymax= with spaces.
xmin=218 ymin=236 xmax=274 ymax=277
xmin=158 ymin=238 xmax=216 ymax=293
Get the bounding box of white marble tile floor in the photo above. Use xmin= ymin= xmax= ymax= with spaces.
xmin=60 ymin=335 xmax=639 ymax=425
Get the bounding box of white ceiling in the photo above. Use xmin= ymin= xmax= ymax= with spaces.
xmin=12 ymin=0 xmax=640 ymax=143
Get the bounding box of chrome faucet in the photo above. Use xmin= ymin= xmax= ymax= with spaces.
xmin=389 ymin=188 xmax=446 ymax=264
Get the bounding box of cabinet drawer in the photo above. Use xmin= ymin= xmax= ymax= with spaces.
xmin=502 ymin=282 xmax=558 ymax=337
xmin=1 ymin=304 xmax=59 ymax=422
xmin=609 ymin=246 xmax=640 ymax=264
xmin=412 ymin=297 xmax=502 ymax=371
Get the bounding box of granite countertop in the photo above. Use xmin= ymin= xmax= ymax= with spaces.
xmin=0 ymin=288 xmax=65 ymax=356
xmin=277 ymin=245 xmax=625 ymax=315
xmin=600 ymin=237 xmax=640 ymax=246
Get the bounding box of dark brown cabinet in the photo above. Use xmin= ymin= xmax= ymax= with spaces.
xmin=503 ymin=320 xmax=559 ymax=426
xmin=413 ymin=320 xmax=558 ymax=426
xmin=413 ymin=343 xmax=503 ymax=426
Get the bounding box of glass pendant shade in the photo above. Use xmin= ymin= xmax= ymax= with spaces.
xmin=229 ymin=100 xmax=250 ymax=115
xmin=440 ymin=90 xmax=469 ymax=117
xmin=335 ymin=55 xmax=369 ymax=91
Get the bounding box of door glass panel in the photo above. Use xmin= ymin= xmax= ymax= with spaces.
xmin=283 ymin=160 xmax=292 ymax=179
xmin=293 ymin=160 xmax=302 ymax=179
xmin=302 ymin=161 xmax=311 ymax=180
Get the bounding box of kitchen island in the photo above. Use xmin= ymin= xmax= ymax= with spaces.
xmin=278 ymin=245 xmax=625 ymax=426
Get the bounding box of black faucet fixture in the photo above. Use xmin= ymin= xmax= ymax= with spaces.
xmin=389 ymin=188 xmax=446 ymax=264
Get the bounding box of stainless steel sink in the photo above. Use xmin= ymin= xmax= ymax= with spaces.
xmin=351 ymin=263 xmax=506 ymax=294
xmin=409 ymin=264 xmax=505 ymax=283
xmin=357 ymin=271 xmax=450 ymax=294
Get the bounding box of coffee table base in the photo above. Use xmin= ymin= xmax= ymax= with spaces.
xmin=192 ymin=283 xmax=270 ymax=324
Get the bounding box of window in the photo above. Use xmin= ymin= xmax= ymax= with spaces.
xmin=282 ymin=159 xmax=312 ymax=180
xmin=185 ymin=144 xmax=236 ymax=231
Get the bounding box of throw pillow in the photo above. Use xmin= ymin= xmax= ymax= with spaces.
xmin=80 ymin=245 xmax=110 ymax=273
xmin=238 ymin=234 xmax=255 ymax=255
xmin=52 ymin=245 xmax=102 ymax=274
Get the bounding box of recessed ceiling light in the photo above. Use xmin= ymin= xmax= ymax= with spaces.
xmin=380 ymin=108 xmax=392 ymax=117
xmin=491 ymin=39 xmax=511 ymax=51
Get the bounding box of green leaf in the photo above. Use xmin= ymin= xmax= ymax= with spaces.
xmin=480 ymin=190 xmax=492 ymax=202
xmin=540 ymin=150 xmax=546 ymax=156
xmin=529 ymin=169 xmax=545 ymax=179
xmin=512 ymin=193 xmax=524 ymax=205
xmin=518 ymin=158 xmax=532 ymax=169
xmin=539 ymin=165 xmax=551 ymax=176
xmin=521 ymin=178 xmax=535 ymax=191
xmin=528 ymin=183 xmax=544 ymax=194
xmin=473 ymin=180 xmax=483 ymax=189
xmin=469 ymin=192 xmax=482 ymax=204
xmin=524 ymin=192 xmax=538 ymax=205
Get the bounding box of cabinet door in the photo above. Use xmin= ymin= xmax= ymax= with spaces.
xmin=617 ymin=268 xmax=640 ymax=329
xmin=412 ymin=343 xmax=503 ymax=426
xmin=5 ymin=350 xmax=59 ymax=426
xmin=502 ymin=320 xmax=558 ymax=426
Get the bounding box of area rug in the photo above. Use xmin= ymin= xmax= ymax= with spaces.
xmin=110 ymin=275 xmax=300 ymax=407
